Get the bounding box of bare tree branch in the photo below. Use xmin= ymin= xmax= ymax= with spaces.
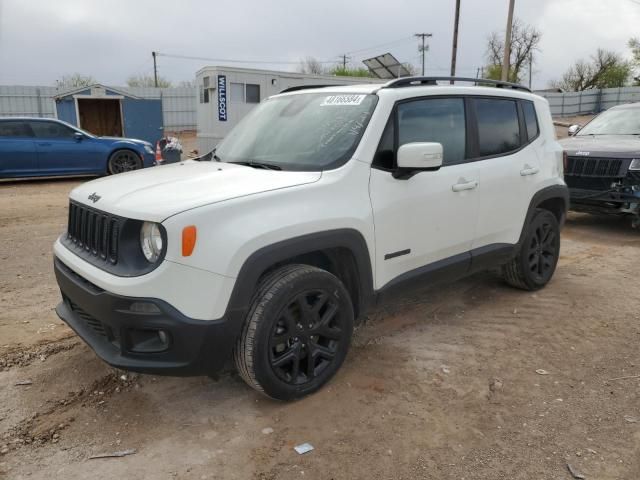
xmin=485 ymin=19 xmax=541 ymax=83
xmin=297 ymin=57 xmax=327 ymax=75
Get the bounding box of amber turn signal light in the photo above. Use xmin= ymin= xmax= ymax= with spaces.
xmin=182 ymin=226 xmax=197 ymax=256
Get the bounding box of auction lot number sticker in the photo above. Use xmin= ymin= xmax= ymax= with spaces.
xmin=320 ymin=94 xmax=366 ymax=106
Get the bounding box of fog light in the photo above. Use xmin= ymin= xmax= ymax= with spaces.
xmin=129 ymin=302 xmax=161 ymax=314
xmin=128 ymin=329 xmax=171 ymax=353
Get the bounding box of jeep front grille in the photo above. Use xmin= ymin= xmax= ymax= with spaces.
xmin=565 ymin=156 xmax=626 ymax=178
xmin=67 ymin=202 xmax=120 ymax=264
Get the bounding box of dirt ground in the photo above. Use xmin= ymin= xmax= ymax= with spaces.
xmin=1 ymin=177 xmax=639 ymax=480
xmin=554 ymin=115 xmax=595 ymax=138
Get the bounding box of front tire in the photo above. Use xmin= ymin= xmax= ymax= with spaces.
xmin=234 ymin=264 xmax=354 ymax=401
xmin=502 ymin=209 xmax=560 ymax=290
xmin=108 ymin=150 xmax=142 ymax=175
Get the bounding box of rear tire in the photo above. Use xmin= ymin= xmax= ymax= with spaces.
xmin=502 ymin=209 xmax=560 ymax=291
xmin=108 ymin=150 xmax=142 ymax=174
xmin=234 ymin=264 xmax=354 ymax=401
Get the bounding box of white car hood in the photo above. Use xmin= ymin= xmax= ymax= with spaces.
xmin=69 ymin=160 xmax=321 ymax=222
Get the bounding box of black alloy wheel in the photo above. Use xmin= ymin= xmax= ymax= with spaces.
xmin=502 ymin=208 xmax=561 ymax=290
xmin=108 ymin=150 xmax=141 ymax=174
xmin=526 ymin=219 xmax=558 ymax=282
xmin=234 ymin=264 xmax=354 ymax=400
xmin=268 ymin=290 xmax=344 ymax=385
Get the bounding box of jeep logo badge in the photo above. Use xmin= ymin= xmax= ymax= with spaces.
xmin=88 ymin=192 xmax=101 ymax=203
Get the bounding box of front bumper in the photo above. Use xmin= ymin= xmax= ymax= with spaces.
xmin=142 ymin=151 xmax=156 ymax=168
xmin=54 ymin=257 xmax=243 ymax=375
xmin=569 ymin=187 xmax=640 ymax=214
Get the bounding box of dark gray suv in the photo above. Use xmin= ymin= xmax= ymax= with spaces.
xmin=560 ymin=103 xmax=640 ymax=227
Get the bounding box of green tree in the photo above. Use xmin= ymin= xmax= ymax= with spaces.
xmin=330 ymin=66 xmax=373 ymax=78
xmin=55 ymin=73 xmax=96 ymax=89
xmin=550 ymin=49 xmax=631 ymax=91
xmin=126 ymin=74 xmax=172 ymax=88
xmin=483 ymin=64 xmax=519 ymax=83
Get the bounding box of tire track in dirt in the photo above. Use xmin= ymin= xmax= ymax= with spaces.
xmin=0 ymin=336 xmax=79 ymax=371
xmin=0 ymin=371 xmax=138 ymax=457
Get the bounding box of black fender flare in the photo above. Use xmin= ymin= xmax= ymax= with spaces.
xmin=517 ymin=184 xmax=569 ymax=246
xmin=224 ymin=228 xmax=375 ymax=322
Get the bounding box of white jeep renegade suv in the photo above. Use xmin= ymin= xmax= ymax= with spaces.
xmin=53 ymin=77 xmax=568 ymax=400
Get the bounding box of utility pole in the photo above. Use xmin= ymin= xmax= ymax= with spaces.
xmin=501 ymin=0 xmax=515 ymax=82
xmin=450 ymin=0 xmax=461 ymax=82
xmin=415 ymin=33 xmax=432 ymax=76
xmin=341 ymin=54 xmax=350 ymax=70
xmin=528 ymin=52 xmax=533 ymax=89
xmin=152 ymin=51 xmax=158 ymax=88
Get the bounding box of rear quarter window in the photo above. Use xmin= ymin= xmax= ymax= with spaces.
xmin=522 ymin=101 xmax=540 ymax=141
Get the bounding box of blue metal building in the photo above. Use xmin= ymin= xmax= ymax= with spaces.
xmin=54 ymin=84 xmax=163 ymax=145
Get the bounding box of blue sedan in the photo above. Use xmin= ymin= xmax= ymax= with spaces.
xmin=0 ymin=117 xmax=156 ymax=179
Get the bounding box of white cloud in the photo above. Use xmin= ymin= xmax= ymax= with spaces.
xmin=536 ymin=0 xmax=640 ymax=85
xmin=0 ymin=0 xmax=638 ymax=89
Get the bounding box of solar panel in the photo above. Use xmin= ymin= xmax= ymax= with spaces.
xmin=363 ymin=53 xmax=411 ymax=79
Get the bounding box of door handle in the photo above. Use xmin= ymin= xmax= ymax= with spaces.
xmin=37 ymin=142 xmax=52 ymax=147
xmin=451 ymin=179 xmax=478 ymax=192
xmin=520 ymin=164 xmax=539 ymax=176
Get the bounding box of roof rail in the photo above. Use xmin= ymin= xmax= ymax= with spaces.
xmin=279 ymin=84 xmax=345 ymax=94
xmin=381 ymin=76 xmax=531 ymax=92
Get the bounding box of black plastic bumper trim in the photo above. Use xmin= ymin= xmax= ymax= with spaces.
xmin=54 ymin=257 xmax=244 ymax=376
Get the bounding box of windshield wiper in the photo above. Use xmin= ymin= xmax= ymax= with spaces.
xmin=230 ymin=160 xmax=282 ymax=170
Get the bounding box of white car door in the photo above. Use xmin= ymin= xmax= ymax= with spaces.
xmin=369 ymin=97 xmax=480 ymax=290
xmin=471 ymin=97 xmax=542 ymax=249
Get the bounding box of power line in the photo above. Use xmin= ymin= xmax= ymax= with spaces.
xmin=154 ymin=52 xmax=335 ymax=65
xmin=344 ymin=36 xmax=415 ymax=56
xmin=154 ymin=34 xmax=436 ymax=74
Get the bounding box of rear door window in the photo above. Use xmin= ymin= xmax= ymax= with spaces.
xmin=0 ymin=121 xmax=31 ymax=138
xmin=29 ymin=121 xmax=76 ymax=139
xmin=474 ymin=98 xmax=521 ymax=157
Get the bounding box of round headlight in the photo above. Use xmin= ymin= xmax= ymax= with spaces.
xmin=140 ymin=222 xmax=163 ymax=263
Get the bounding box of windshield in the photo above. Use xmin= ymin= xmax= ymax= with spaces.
xmin=578 ymin=108 xmax=640 ymax=136
xmin=215 ymin=93 xmax=378 ymax=171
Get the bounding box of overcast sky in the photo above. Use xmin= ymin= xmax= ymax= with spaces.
xmin=0 ymin=0 xmax=639 ymax=89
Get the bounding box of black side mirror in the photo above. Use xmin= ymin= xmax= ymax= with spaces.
xmin=74 ymin=132 xmax=84 ymax=142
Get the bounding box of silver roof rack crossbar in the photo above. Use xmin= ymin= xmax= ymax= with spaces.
xmin=381 ymin=76 xmax=531 ymax=92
